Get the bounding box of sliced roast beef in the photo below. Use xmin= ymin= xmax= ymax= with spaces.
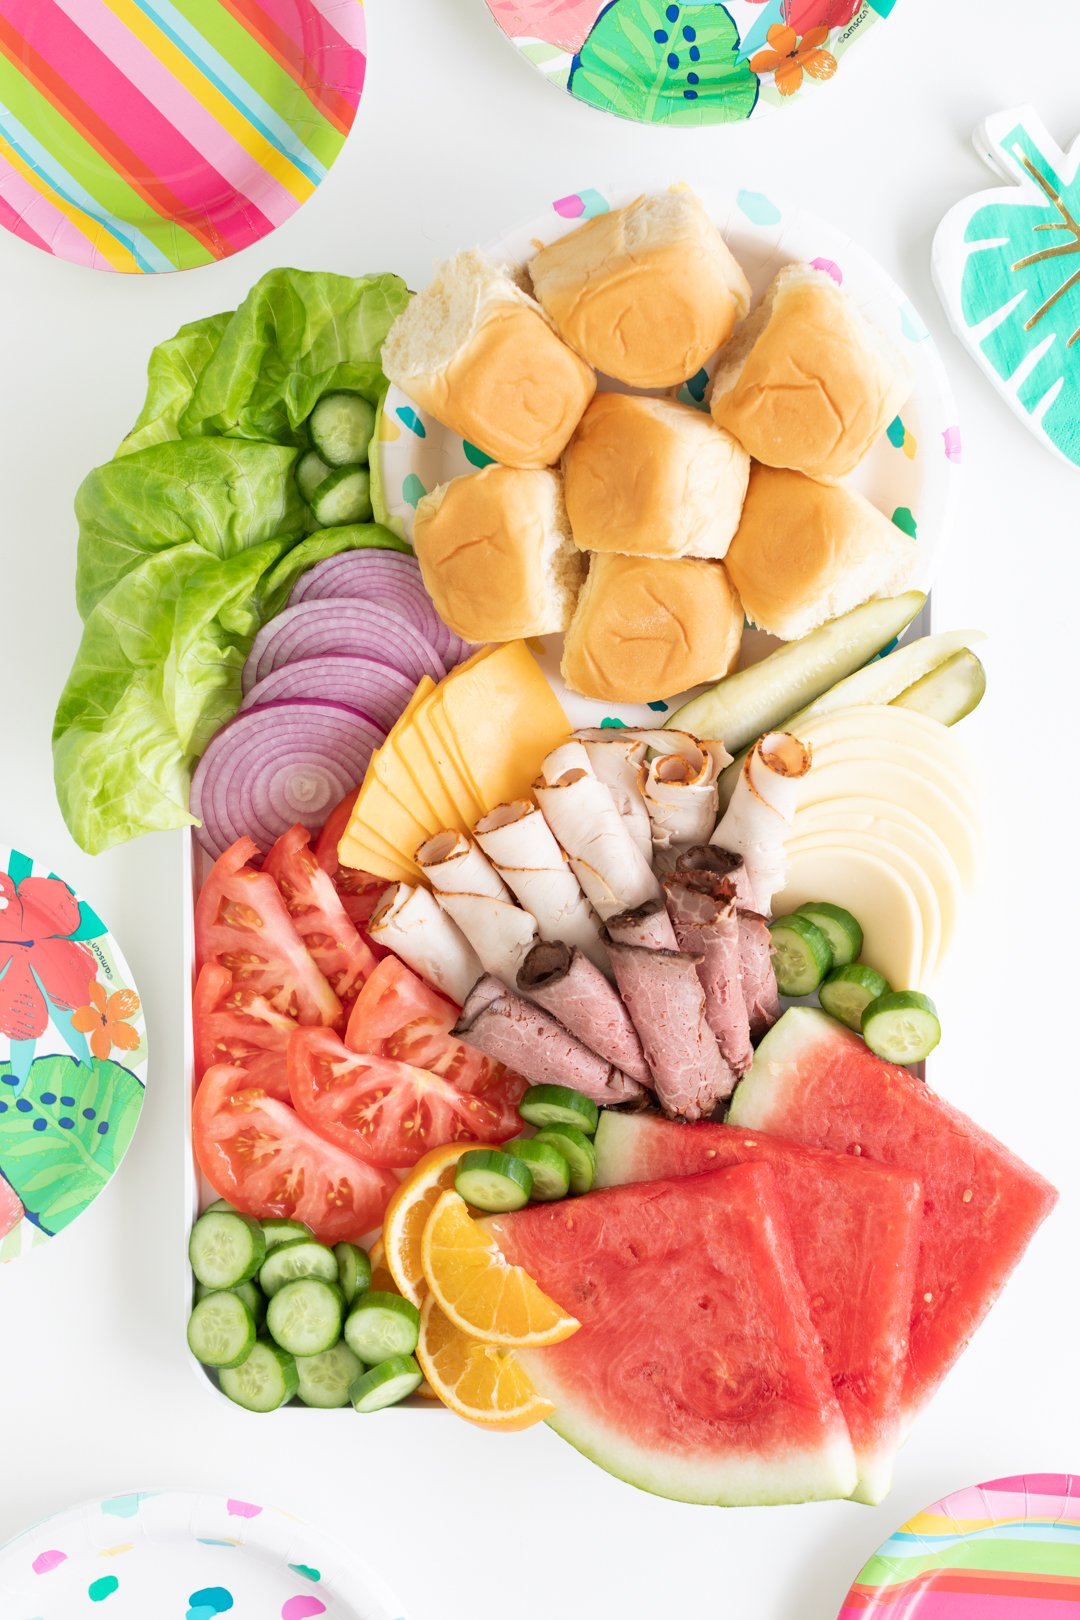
xmin=518 ymin=942 xmax=652 ymax=1088
xmin=454 ymin=975 xmax=644 ymax=1106
xmin=604 ymin=903 xmax=733 ymax=1122
xmin=676 ymin=844 xmax=754 ymax=908
xmin=740 ymin=910 xmax=781 ymax=1040
xmin=663 ymin=872 xmax=752 ymax=1080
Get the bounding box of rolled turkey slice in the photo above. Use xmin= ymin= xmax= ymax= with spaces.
xmin=573 ymin=729 xmax=652 ymax=864
xmin=474 ymin=800 xmax=607 ymax=974
xmin=533 ymin=741 xmax=661 ymax=921
xmin=517 ymin=941 xmax=651 ymax=1087
xmin=368 ymin=883 xmax=482 ymax=1006
xmin=663 ymin=871 xmax=751 ymax=1082
xmin=416 ymin=830 xmax=539 ymax=984
xmin=710 ymin=731 xmax=812 ymax=915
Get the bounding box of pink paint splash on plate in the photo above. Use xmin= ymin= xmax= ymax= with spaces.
xmin=282 ymin=1599 xmax=327 ymax=1620
xmin=810 ymin=256 xmax=843 ymax=284
xmin=226 ymin=1501 xmax=263 ymax=1520
xmin=32 ymin=1549 xmax=67 ymax=1574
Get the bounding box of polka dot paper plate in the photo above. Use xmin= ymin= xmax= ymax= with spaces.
xmin=0 ymin=0 xmax=365 ymax=274
xmin=0 ymin=1491 xmax=404 ymax=1618
xmin=480 ymin=0 xmax=899 ymax=127
xmin=378 ymin=182 xmax=960 ymax=730
xmin=0 ymin=845 xmax=147 ymax=1265
xmin=838 ymin=1473 xmax=1080 ymax=1615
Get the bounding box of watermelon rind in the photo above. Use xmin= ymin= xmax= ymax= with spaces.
xmin=727 ymin=1007 xmax=840 ymax=1134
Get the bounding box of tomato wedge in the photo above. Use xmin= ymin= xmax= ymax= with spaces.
xmin=193 ymin=962 xmax=293 ymax=1100
xmin=195 ymin=837 xmax=341 ymax=1028
xmin=263 ymin=824 xmax=378 ymax=1019
xmin=289 ymin=1022 xmax=524 ymax=1171
xmin=314 ymin=789 xmax=388 ymax=928
xmin=193 ymin=1063 xmax=396 ymax=1243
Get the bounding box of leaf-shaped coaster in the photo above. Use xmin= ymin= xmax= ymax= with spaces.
xmin=569 ymin=0 xmax=760 ymax=125
xmin=933 ymin=107 xmax=1080 ymax=470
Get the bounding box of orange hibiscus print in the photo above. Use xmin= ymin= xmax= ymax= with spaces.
xmin=71 ymin=982 xmax=142 ymax=1061
xmin=750 ymin=25 xmax=838 ymax=96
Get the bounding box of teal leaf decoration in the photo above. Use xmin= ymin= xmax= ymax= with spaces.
xmin=570 ymin=0 xmax=759 ymax=126
xmin=0 ymin=1055 xmax=144 ymax=1235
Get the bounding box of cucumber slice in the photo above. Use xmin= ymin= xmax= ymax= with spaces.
xmin=195 ymin=1278 xmax=266 ymax=1330
xmin=454 ymin=1148 xmax=533 ymax=1212
xmin=309 ymin=391 xmax=377 ymax=466
xmin=344 ymin=1291 xmax=421 ymax=1362
xmin=892 ymin=648 xmax=986 ymax=726
xmin=768 ymin=915 xmax=834 ymax=996
xmin=669 ymin=592 xmax=925 ymax=755
xmin=295 ymin=448 xmax=333 ymax=504
xmin=518 ymin=1084 xmax=600 ymax=1136
xmin=296 ymin=1340 xmax=365 ymax=1409
xmin=861 ymin=990 xmax=941 ymax=1064
xmin=218 ymin=1341 xmax=298 ymax=1413
xmin=262 ymin=1217 xmax=314 ymax=1250
xmin=187 ymin=1290 xmax=257 ymax=1369
xmin=259 ymin=1238 xmax=339 ymax=1297
xmin=819 ymin=964 xmax=891 ymax=1031
xmin=794 ymin=902 xmax=863 ymax=967
xmin=503 ymin=1138 xmax=571 ymax=1202
xmin=350 ymin=1354 xmax=423 ymax=1413
xmin=204 ymin=1198 xmax=234 ymax=1214
xmin=265 ymin=1278 xmax=344 ymax=1357
xmin=532 ymin=1125 xmax=596 ymax=1195
xmin=309 ymin=466 xmax=372 ymax=527
xmin=189 ymin=1209 xmax=266 ymax=1289
xmin=335 ymin=1241 xmax=372 ymax=1305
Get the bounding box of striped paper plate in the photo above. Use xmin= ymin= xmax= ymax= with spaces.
xmin=839 ymin=1474 xmax=1080 ymax=1616
xmin=0 ymin=0 xmax=365 ymax=274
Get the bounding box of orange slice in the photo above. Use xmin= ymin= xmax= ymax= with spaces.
xmin=382 ymin=1143 xmax=475 ymax=1306
xmin=420 ymin=1190 xmax=579 ymax=1348
xmin=366 ymin=1238 xmax=397 ymax=1296
xmin=416 ymin=1294 xmax=554 ymax=1430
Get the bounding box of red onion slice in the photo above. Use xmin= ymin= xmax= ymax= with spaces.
xmin=288 ymin=550 xmax=470 ymax=668
xmin=242 ymin=600 xmax=446 ymax=695
xmin=240 ymin=655 xmax=417 ymax=733
xmin=191 ymin=699 xmax=387 ymax=860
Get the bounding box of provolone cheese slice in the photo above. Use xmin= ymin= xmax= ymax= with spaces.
xmin=775 ymin=844 xmax=924 ymax=991
xmin=797 ymin=706 xmax=980 ymax=823
xmin=797 ymin=759 xmax=979 ymax=891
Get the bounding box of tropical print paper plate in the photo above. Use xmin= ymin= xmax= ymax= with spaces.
xmin=480 ymin=0 xmax=898 ymax=127
xmin=0 ymin=846 xmax=147 ymax=1263
xmin=0 ymin=0 xmax=365 ymax=274
xmin=839 ymin=1473 xmax=1080 ymax=1615
xmin=0 ymin=1490 xmax=404 ymax=1618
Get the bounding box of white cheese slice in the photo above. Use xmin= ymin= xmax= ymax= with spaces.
xmin=796 ymin=705 xmax=980 ymax=824
xmin=774 ymin=843 xmax=924 ymax=991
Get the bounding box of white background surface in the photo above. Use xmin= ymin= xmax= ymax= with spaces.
xmin=1 ymin=2 xmax=1077 ymax=1615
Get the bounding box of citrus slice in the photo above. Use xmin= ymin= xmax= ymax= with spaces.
xmin=420 ymin=1190 xmax=579 ymax=1347
xmin=382 ymin=1142 xmax=475 ymax=1306
xmin=366 ymin=1238 xmax=397 ymax=1296
xmin=416 ymin=1294 xmax=554 ymax=1430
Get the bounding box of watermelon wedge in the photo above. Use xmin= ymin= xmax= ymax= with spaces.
xmin=594 ymin=1111 xmax=922 ymax=1505
xmin=486 ymin=1162 xmax=858 ymax=1506
xmin=729 ymin=1009 xmax=1058 ymax=1426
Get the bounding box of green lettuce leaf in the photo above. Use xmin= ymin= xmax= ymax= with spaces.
xmin=117 ymin=311 xmax=232 ymax=458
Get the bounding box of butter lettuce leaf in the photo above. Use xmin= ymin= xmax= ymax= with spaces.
xmin=117 ymin=311 xmax=232 ymax=458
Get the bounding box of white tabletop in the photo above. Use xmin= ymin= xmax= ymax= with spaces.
xmin=1 ymin=2 xmax=1078 ymax=1614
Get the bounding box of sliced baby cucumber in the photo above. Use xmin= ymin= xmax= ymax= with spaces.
xmin=204 ymin=1198 xmax=234 ymax=1214
xmin=309 ymin=465 xmax=372 ymax=527
xmin=455 ymin=1148 xmax=533 ymax=1212
xmin=218 ymin=1341 xmax=298 ymax=1413
xmin=504 ymin=1138 xmax=571 ymax=1202
xmin=196 ymin=1277 xmax=266 ymax=1330
xmin=532 ymin=1125 xmax=596 ymax=1196
xmin=350 ymin=1354 xmax=423 ymax=1413
xmin=862 ymin=990 xmax=942 ymax=1065
xmin=335 ymin=1241 xmax=372 ymax=1305
xmin=261 ymin=1217 xmax=314 ymax=1250
xmin=768 ymin=914 xmax=834 ymax=997
xmin=259 ymin=1238 xmax=338 ymax=1297
xmin=187 ymin=1290 xmax=256 ymax=1369
xmin=265 ymin=1277 xmax=344 ymax=1357
xmin=295 ymin=448 xmax=333 ymax=504
xmin=819 ymin=964 xmax=891 ymax=1031
xmin=891 ymin=647 xmax=986 ymax=726
xmin=344 ymin=1291 xmax=421 ymax=1363
xmin=189 ymin=1208 xmax=266 ymax=1289
xmin=794 ymin=902 xmax=864 ymax=968
xmin=309 ymin=390 xmax=376 ymax=466
xmin=296 ymin=1340 xmax=365 ymax=1409
xmin=518 ymin=1084 xmax=600 ymax=1136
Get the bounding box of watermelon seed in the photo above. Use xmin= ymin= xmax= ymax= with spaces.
xmin=923 ymin=1292 xmax=933 ymax=1303
xmin=962 ymin=1189 xmax=973 ymax=1203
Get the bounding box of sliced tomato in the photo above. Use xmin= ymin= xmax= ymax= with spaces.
xmin=195 ymin=837 xmax=340 ymax=1028
xmin=263 ymin=824 xmax=378 ymax=1020
xmin=193 ymin=1063 xmax=396 ymax=1243
xmin=314 ymin=789 xmax=388 ymax=928
xmin=193 ymin=962 xmax=293 ymax=1100
xmin=289 ymin=1022 xmax=524 ymax=1170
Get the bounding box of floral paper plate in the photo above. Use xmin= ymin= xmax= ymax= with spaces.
xmin=0 ymin=846 xmax=147 ymax=1263
xmin=0 ymin=0 xmax=366 ymax=274
xmin=839 ymin=1473 xmax=1080 ymax=1614
xmin=480 ymin=0 xmax=898 ymax=127
xmin=0 ymin=1491 xmax=404 ymax=1618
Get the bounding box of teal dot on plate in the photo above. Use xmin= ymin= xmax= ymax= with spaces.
xmin=463 ymin=441 xmax=495 ymax=469
xmin=88 ymin=1576 xmax=119 ymax=1602
xmin=684 ymin=368 xmax=709 ymax=403
xmin=600 ymin=716 xmax=626 ymax=728
xmin=647 ymin=700 xmax=669 ymax=712
xmin=289 ymin=1565 xmax=322 ymax=1582
xmin=886 ymin=415 xmax=906 ymax=448
xmin=735 ymin=190 xmax=781 ymax=227
xmin=187 ymin=1588 xmax=234 ymax=1619
xmin=402 ymin=473 xmax=427 ymax=508
xmin=891 ymin=507 xmax=917 ymax=538
xmin=395 ymin=406 xmax=426 ymax=438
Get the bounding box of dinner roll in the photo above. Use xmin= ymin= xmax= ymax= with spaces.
xmin=413 ymin=465 xmax=585 ymax=643
xmin=561 ymin=553 xmax=743 ymax=703
xmin=382 ymin=250 xmax=596 ymax=469
xmin=710 ymin=264 xmax=915 ymax=481
xmin=563 ymin=393 xmax=749 ymax=560
xmin=724 ymin=465 xmax=917 ymax=641
xmin=529 ymin=190 xmax=752 ymax=388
